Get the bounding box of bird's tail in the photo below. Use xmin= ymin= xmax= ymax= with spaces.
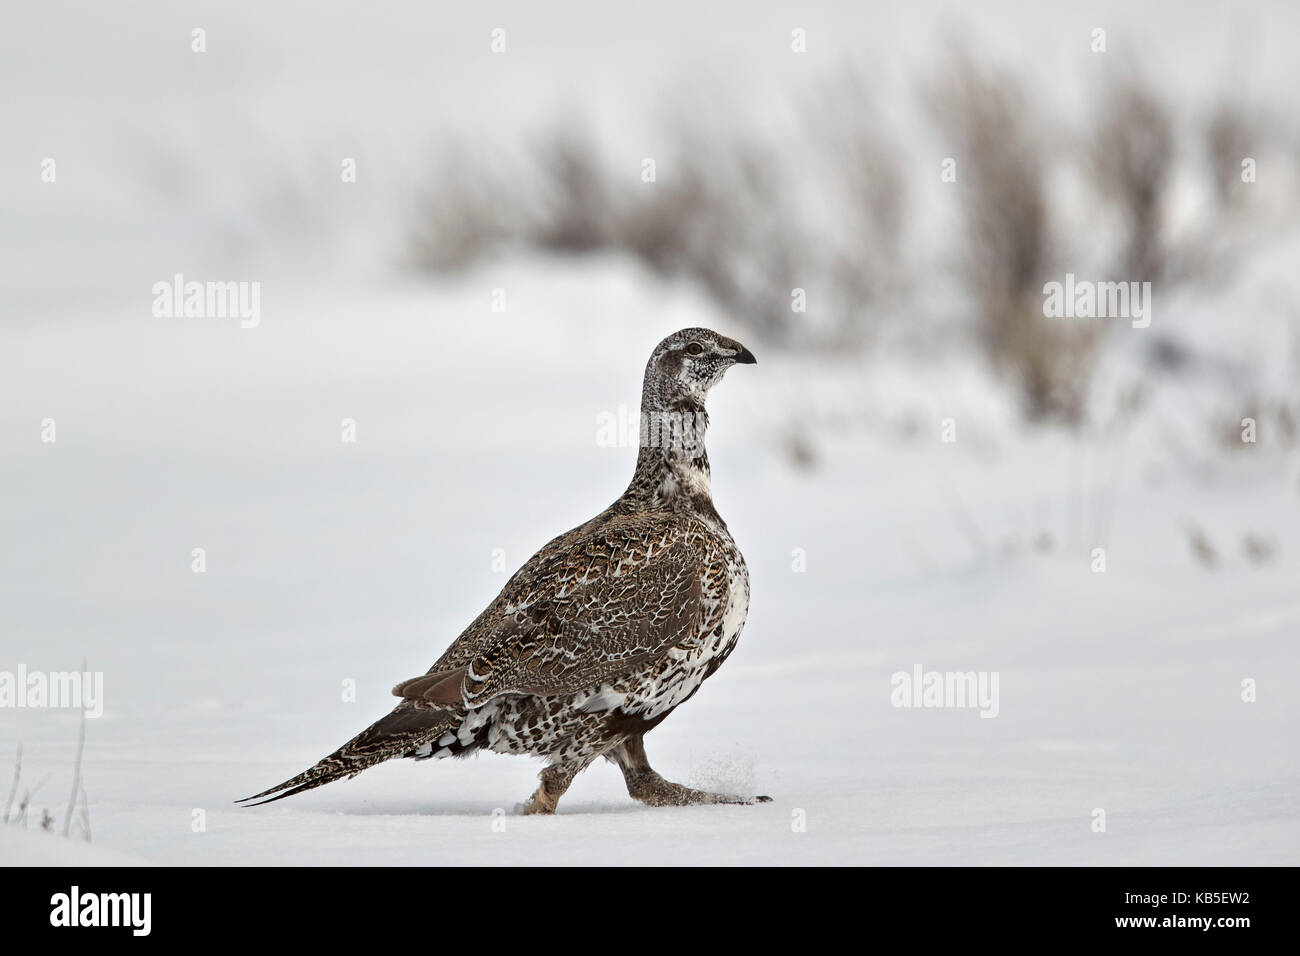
xmin=237 ymin=703 xmax=460 ymax=806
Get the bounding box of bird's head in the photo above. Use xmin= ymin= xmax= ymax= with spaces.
xmin=646 ymin=327 xmax=757 ymax=402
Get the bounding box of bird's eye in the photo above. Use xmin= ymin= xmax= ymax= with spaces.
xmin=685 ymin=342 xmax=705 ymax=356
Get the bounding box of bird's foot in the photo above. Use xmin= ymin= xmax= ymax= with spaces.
xmin=627 ymin=770 xmax=771 ymax=807
xmin=518 ymin=762 xmax=585 ymax=815
xmin=518 ymin=790 xmax=559 ymax=815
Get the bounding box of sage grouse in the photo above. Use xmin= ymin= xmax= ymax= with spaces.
xmin=241 ymin=328 xmax=765 ymax=814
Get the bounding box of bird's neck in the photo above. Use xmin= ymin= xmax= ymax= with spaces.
xmin=621 ymin=392 xmax=716 ymax=516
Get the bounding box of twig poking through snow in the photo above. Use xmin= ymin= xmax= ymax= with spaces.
xmin=79 ymin=783 xmax=92 ymax=842
xmin=3 ymin=744 xmax=20 ymax=825
xmin=63 ymin=660 xmax=88 ymax=838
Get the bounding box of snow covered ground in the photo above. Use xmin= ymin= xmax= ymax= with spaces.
xmin=3 ymin=261 xmax=1297 ymax=865
xmin=3 ymin=1 xmax=1299 ymax=865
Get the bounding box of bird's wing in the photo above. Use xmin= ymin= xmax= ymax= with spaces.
xmin=393 ymin=519 xmax=704 ymax=706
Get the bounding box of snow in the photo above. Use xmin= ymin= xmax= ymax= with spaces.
xmin=0 ymin=824 xmax=151 ymax=867
xmin=2 ymin=261 xmax=1297 ymax=866
xmin=3 ymin=0 xmax=1299 ymax=866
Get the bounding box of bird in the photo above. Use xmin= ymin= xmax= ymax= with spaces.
xmin=239 ymin=327 xmax=766 ymax=814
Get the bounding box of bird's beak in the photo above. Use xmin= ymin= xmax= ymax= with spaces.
xmin=733 ymin=346 xmax=757 ymax=365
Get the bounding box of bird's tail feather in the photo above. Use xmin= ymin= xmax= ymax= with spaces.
xmin=238 ymin=704 xmax=459 ymax=806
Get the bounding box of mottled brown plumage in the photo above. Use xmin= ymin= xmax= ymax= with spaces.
xmin=240 ymin=328 xmax=765 ymax=813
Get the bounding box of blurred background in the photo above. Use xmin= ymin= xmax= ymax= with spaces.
xmin=2 ymin=1 xmax=1298 ymax=864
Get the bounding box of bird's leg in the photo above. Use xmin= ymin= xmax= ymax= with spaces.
xmin=609 ymin=735 xmax=771 ymax=807
xmin=519 ymin=761 xmax=583 ymax=815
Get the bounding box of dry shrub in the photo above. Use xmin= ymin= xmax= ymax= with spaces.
xmin=410 ymin=83 xmax=903 ymax=347
xmin=528 ymin=124 xmax=616 ymax=254
xmin=927 ymin=51 xmax=1102 ymax=425
xmin=1089 ymin=76 xmax=1175 ymax=284
xmin=1206 ymin=103 xmax=1257 ymax=208
xmin=407 ymin=53 xmax=1295 ymax=428
xmin=408 ymin=141 xmax=518 ymax=272
xmin=621 ymin=126 xmax=812 ymax=341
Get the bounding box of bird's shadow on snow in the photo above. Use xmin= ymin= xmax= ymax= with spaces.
xmin=250 ymin=797 xmax=698 ymax=818
xmin=322 ymin=799 xmax=651 ymax=817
